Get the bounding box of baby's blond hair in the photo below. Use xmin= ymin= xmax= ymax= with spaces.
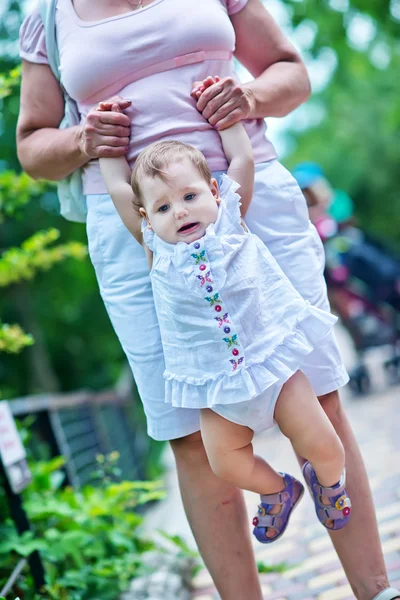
xmin=131 ymin=140 xmax=212 ymax=208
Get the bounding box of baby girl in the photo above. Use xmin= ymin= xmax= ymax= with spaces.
xmin=97 ymin=81 xmax=351 ymax=543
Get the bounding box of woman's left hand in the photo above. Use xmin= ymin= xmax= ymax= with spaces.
xmin=191 ymin=76 xmax=255 ymax=130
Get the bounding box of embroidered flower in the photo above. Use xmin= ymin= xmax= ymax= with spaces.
xmin=196 ymin=270 xmax=213 ymax=286
xmin=205 ymin=293 xmax=222 ymax=307
xmin=230 ymin=357 xmax=244 ymax=371
xmin=223 ymin=334 xmax=238 ymax=349
xmin=191 ymin=250 xmax=207 ymax=264
xmin=214 ymin=312 xmax=231 ymax=327
xmin=189 ymin=240 xmax=243 ymax=372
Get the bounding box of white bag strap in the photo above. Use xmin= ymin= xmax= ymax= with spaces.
xmin=38 ymin=0 xmax=61 ymax=82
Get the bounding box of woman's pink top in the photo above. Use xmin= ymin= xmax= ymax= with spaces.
xmin=20 ymin=0 xmax=277 ymax=195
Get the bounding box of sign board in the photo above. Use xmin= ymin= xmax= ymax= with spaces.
xmin=0 ymin=401 xmax=32 ymax=493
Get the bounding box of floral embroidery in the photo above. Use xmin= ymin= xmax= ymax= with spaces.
xmin=222 ymin=334 xmax=238 ymax=349
xmin=191 ymin=250 xmax=207 ymax=264
xmin=196 ymin=270 xmax=212 ymax=286
xmin=230 ymin=357 xmax=244 ymax=371
xmin=205 ymin=293 xmax=222 ymax=307
xmin=214 ymin=313 xmax=231 ymax=327
xmin=190 ymin=240 xmax=243 ymax=372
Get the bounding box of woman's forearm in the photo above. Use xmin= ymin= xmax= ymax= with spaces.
xmin=17 ymin=125 xmax=89 ymax=181
xmin=244 ymin=59 xmax=311 ymax=119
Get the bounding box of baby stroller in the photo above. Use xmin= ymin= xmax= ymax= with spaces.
xmin=319 ymin=219 xmax=400 ymax=394
xmin=292 ymin=163 xmax=400 ymax=395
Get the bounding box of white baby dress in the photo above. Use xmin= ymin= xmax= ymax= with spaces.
xmin=143 ymin=175 xmax=337 ymax=413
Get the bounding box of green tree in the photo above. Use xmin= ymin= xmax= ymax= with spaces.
xmin=0 ymin=4 xmax=126 ymax=398
xmin=279 ymin=0 xmax=400 ymax=247
xmin=0 ymin=72 xmax=87 ymax=362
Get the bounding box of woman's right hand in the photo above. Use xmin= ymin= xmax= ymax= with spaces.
xmin=81 ymin=96 xmax=132 ymax=159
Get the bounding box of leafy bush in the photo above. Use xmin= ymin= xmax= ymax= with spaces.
xmin=0 ymin=451 xmax=171 ymax=600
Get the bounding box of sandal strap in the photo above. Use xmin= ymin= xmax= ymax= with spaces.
xmin=316 ymin=482 xmax=346 ymax=497
xmin=256 ymin=514 xmax=283 ymax=528
xmin=314 ymin=470 xmax=347 ymax=497
xmin=260 ymin=490 xmax=289 ymax=505
xmin=318 ymin=506 xmax=347 ymax=521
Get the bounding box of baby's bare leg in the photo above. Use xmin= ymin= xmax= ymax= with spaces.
xmin=200 ymin=409 xmax=284 ymax=495
xmin=274 ymin=371 xmax=345 ymax=487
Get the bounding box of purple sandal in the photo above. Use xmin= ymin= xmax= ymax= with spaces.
xmin=302 ymin=461 xmax=351 ymax=530
xmin=252 ymin=473 xmax=304 ymax=544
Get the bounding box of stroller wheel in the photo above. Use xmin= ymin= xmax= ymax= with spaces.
xmin=349 ymin=365 xmax=371 ymax=396
xmin=384 ymin=356 xmax=400 ymax=385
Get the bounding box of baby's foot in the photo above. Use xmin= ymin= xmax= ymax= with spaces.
xmin=252 ymin=473 xmax=304 ymax=544
xmin=302 ymin=461 xmax=351 ymax=530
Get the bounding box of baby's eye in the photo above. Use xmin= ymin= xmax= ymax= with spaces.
xmin=158 ymin=204 xmax=169 ymax=213
xmin=184 ymin=193 xmax=196 ymax=201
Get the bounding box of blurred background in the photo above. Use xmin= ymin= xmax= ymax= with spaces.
xmin=0 ymin=0 xmax=399 ymax=598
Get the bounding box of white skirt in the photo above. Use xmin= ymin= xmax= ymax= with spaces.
xmin=86 ymin=160 xmax=349 ymax=441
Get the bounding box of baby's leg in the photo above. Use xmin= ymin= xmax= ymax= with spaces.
xmin=201 ymin=408 xmax=304 ymax=540
xmin=274 ymin=371 xmax=345 ymax=487
xmin=200 ymin=408 xmax=284 ymax=495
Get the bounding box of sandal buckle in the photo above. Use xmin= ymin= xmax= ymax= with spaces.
xmin=335 ymin=495 xmax=351 ymax=511
xmin=258 ymin=505 xmax=266 ymax=517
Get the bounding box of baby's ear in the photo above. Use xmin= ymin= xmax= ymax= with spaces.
xmin=210 ymin=177 xmax=219 ymax=200
xmin=139 ymin=207 xmax=152 ymax=229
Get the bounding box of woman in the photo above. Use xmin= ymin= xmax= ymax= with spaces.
xmin=17 ymin=1 xmax=398 ymax=598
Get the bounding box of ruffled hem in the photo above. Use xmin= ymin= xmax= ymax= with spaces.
xmin=164 ymin=303 xmax=337 ymax=408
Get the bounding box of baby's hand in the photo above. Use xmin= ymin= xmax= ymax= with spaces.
xmin=96 ymin=95 xmax=131 ymax=113
xmin=191 ymin=76 xmax=220 ymax=102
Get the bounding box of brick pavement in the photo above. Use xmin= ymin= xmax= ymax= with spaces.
xmin=190 ymin=383 xmax=400 ymax=599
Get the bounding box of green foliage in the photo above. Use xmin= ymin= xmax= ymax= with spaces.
xmin=0 ymin=65 xmax=21 ymax=99
xmin=0 ymin=322 xmax=33 ymax=353
xmin=0 ymin=171 xmax=48 ymax=222
xmin=257 ymin=560 xmax=288 ymax=574
xmin=0 ymin=449 xmax=174 ymax=600
xmin=279 ymin=0 xmax=400 ymax=249
xmin=0 ymin=228 xmax=87 ymax=288
xmin=0 ymin=53 xmax=129 ymax=398
xmin=286 ymin=49 xmax=400 ymax=247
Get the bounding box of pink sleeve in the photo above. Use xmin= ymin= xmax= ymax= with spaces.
xmin=19 ymin=7 xmax=49 ymax=65
xmin=221 ymin=0 xmax=249 ymax=15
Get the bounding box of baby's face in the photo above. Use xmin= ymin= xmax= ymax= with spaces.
xmin=139 ymin=159 xmax=220 ymax=244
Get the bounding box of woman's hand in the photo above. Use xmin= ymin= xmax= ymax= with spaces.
xmin=80 ymin=96 xmax=132 ymax=159
xmin=191 ymin=76 xmax=255 ymax=130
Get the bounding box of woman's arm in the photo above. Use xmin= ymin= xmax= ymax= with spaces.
xmin=232 ymin=0 xmax=310 ymax=119
xmin=191 ymin=0 xmax=310 ymax=129
xmin=16 ymin=61 xmax=131 ymax=180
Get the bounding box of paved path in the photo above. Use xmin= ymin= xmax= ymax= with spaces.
xmin=145 ymin=327 xmax=400 ymax=599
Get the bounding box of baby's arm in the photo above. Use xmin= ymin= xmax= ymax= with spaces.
xmin=218 ymin=123 xmax=254 ymax=217
xmin=97 ymin=101 xmax=143 ymax=244
xmin=193 ymin=77 xmax=254 ymax=216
